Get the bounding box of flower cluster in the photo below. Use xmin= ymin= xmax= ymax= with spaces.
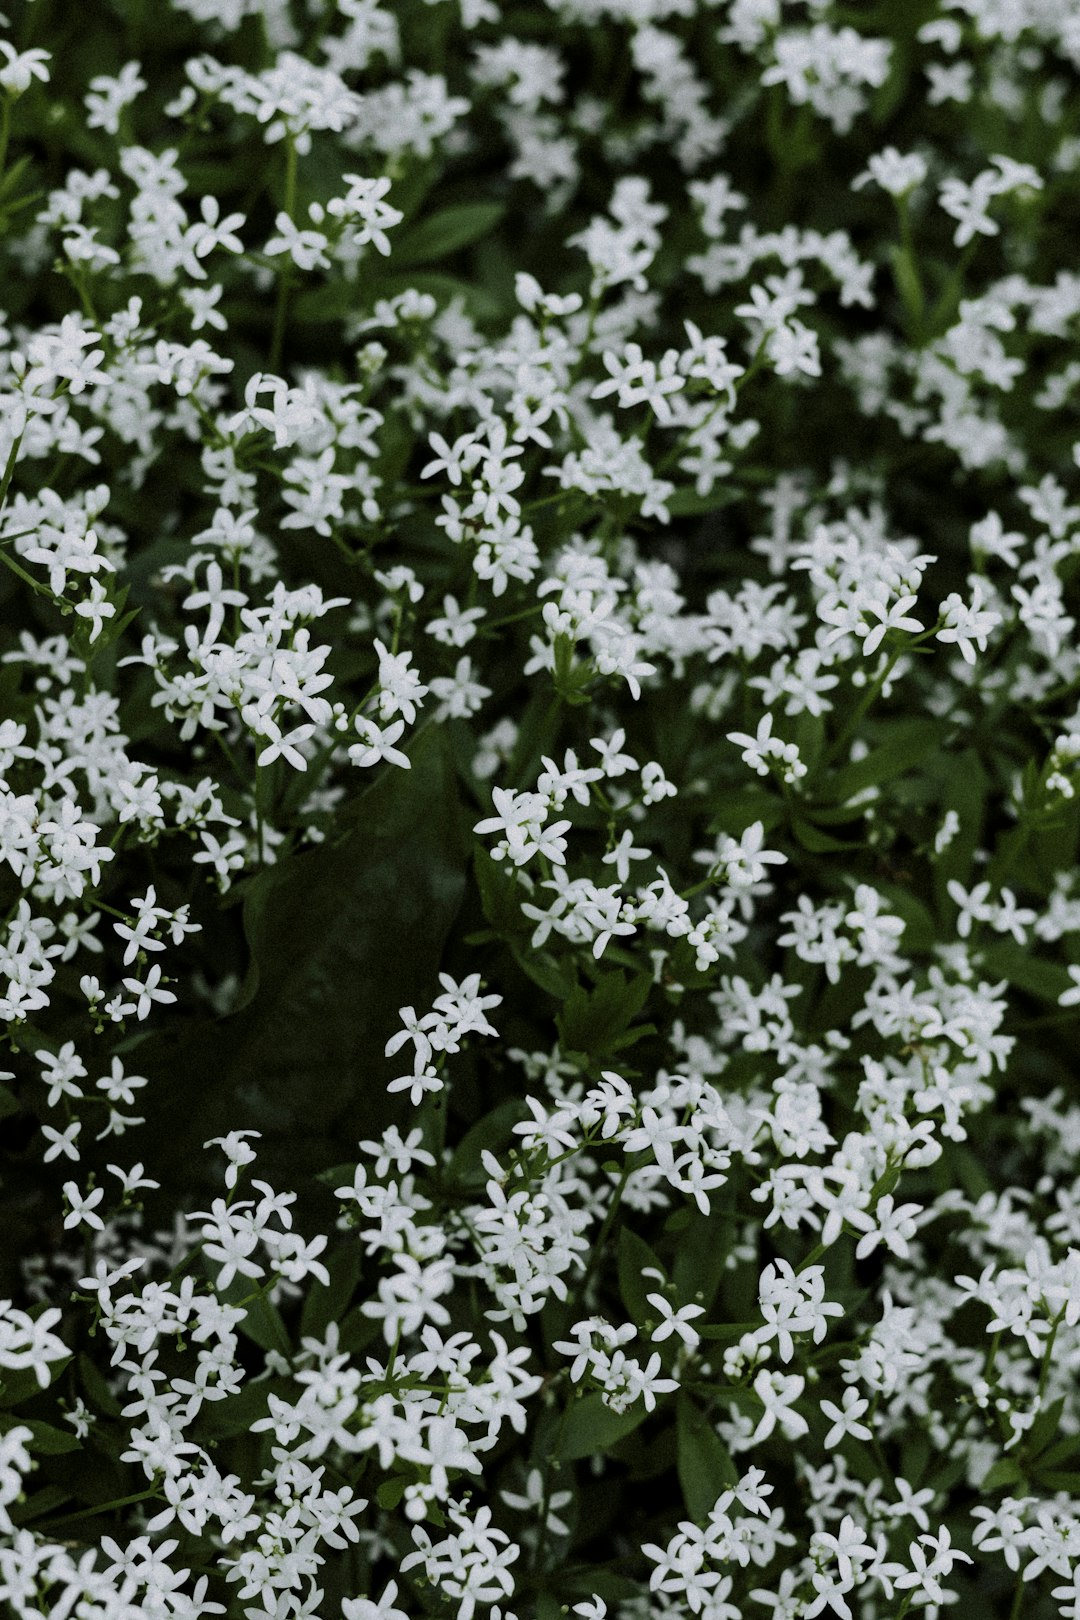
xmin=2 ymin=2 xmax=1080 ymax=1620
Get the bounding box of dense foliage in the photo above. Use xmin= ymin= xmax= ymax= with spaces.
xmin=3 ymin=0 xmax=1080 ymax=1616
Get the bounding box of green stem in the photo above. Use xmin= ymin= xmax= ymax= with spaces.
xmin=0 ymin=96 xmax=11 ymax=191
xmin=254 ymin=762 xmax=267 ymax=864
xmin=268 ymin=135 xmax=298 ymax=373
xmin=0 ymin=547 xmax=53 ymax=596
xmin=1036 ymin=1307 xmax=1066 ymax=1404
xmin=797 ymin=1240 xmax=828 ymax=1274
xmin=581 ymin=1163 xmax=631 ymax=1290
xmin=532 ymin=1394 xmax=574 ymax=1574
xmin=45 ymin=1485 xmax=161 ymax=1528
xmin=891 ymin=195 xmax=926 ymax=344
xmin=0 ymin=428 xmax=24 ymax=514
xmin=1009 ymin=1575 xmax=1025 ymax=1620
xmin=822 ymin=649 xmax=903 ymax=769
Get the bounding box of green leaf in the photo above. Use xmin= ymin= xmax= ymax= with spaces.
xmin=697 ymin=1322 xmax=759 ymax=1341
xmin=447 ymin=1098 xmax=528 ymax=1185
xmin=200 ymin=1378 xmax=273 ymax=1440
xmin=930 ymin=746 xmax=987 ymax=907
xmin=979 ymin=1457 xmax=1025 ymax=1491
xmin=791 ymin=817 xmax=863 ymax=854
xmin=708 ymin=788 xmax=785 ymax=837
xmin=79 ymin=1352 xmax=121 ymax=1417
xmin=983 ymin=941 xmax=1070 ymax=1004
xmin=888 ymin=243 xmax=925 ymax=333
xmin=618 ymin=1227 xmax=666 ymax=1322
xmin=565 ymin=1569 xmax=641 ymax=1603
xmin=0 ymin=154 xmax=32 ymax=202
xmin=140 ymin=726 xmax=468 ymax=1195
xmin=300 ymin=1242 xmax=363 ymax=1341
xmin=1031 ymin=1434 xmax=1080 ymax=1471
xmin=828 ymin=718 xmax=944 ymax=805
xmin=509 ymin=940 xmax=574 ymax=999
xmin=873 ymin=884 xmax=935 ymax=954
xmin=929 ymin=1451 xmax=971 ymax=1494
xmin=239 ymin=1293 xmax=291 ymax=1359
xmin=0 ymin=1415 xmax=80 ymax=1454
xmin=1024 ymin=1395 xmax=1066 ymax=1460
xmin=556 ymin=971 xmax=652 ymax=1059
xmin=474 ymin=846 xmax=522 ymax=933
xmin=556 ymin=1394 xmax=650 ymax=1461
xmin=676 ymin=1393 xmax=737 ymax=1518
xmin=666 ymin=486 xmax=741 ymax=518
xmin=393 ymin=203 xmax=507 ymax=266
xmin=986 ymin=824 xmax=1029 ymax=888
xmin=673 ymin=1205 xmax=734 ymax=1311
xmin=0 ymin=1354 xmax=71 ymax=1408
xmin=9 ymin=1483 xmax=72 ymax=1526
xmin=377 ymin=1476 xmax=409 ymax=1511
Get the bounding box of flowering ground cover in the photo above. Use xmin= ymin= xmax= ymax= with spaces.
xmin=3 ymin=0 xmax=1080 ymax=1615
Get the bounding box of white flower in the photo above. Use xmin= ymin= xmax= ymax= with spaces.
xmin=646 ymin=1294 xmax=706 ymax=1350
xmin=751 ymin=1369 xmax=808 ymax=1442
xmin=62 ymin=1181 xmax=106 ymax=1231
xmin=852 ymin=146 xmax=928 ymax=197
xmin=1059 ymin=965 xmax=1080 ymax=1008
xmin=936 ymin=581 xmax=1001 ymax=664
xmin=0 ymin=42 xmax=50 ymax=96
xmin=820 ymin=1387 xmax=872 ymax=1448
xmin=120 ymin=963 xmax=177 ymax=1020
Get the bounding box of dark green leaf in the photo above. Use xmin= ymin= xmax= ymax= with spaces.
xmin=0 ymin=1415 xmax=79 ymax=1454
xmin=239 ymin=1293 xmax=291 ymax=1359
xmin=200 ymin=1378 xmax=273 ymax=1440
xmin=9 ymin=1483 xmax=72 ymax=1526
xmin=141 ymin=726 xmax=468 ymax=1196
xmin=556 ymin=971 xmax=652 ymax=1059
xmin=300 ymin=1242 xmax=363 ymax=1341
xmin=676 ymin=1393 xmax=737 ymax=1518
xmin=673 ymin=1205 xmax=734 ymax=1311
xmin=983 ymin=942 xmax=1070 ymax=1004
xmin=556 ymin=1394 xmax=649 ymax=1460
xmin=80 ymin=1352 xmax=121 ymax=1418
xmin=447 ymin=1098 xmax=528 ymax=1185
xmin=393 ymin=203 xmax=506 ymax=266
xmin=828 ymin=719 xmax=944 ymax=805
xmin=791 ymin=817 xmax=863 ymax=854
xmin=1024 ymin=1395 xmax=1066 ymax=1460
xmin=0 ymin=1355 xmax=71 ymax=1409
xmin=617 ymin=1227 xmax=666 ymax=1322
xmin=377 ymin=1476 xmax=409 ymax=1511
xmin=979 ymin=1458 xmax=1025 ymax=1491
xmin=708 ymin=788 xmax=785 ymax=837
xmin=474 ymin=846 xmax=522 ymax=933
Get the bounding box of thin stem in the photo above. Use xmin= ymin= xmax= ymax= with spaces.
xmin=1008 ymin=1575 xmax=1025 ymax=1620
xmin=253 ymin=762 xmax=267 ymax=865
xmin=581 ymin=1163 xmax=631 ymax=1291
xmin=0 ymin=96 xmax=11 ymax=191
xmin=532 ymin=1394 xmax=574 ymax=1574
xmin=268 ymin=135 xmax=298 ymax=373
xmin=0 ymin=428 xmax=24 ymax=514
xmin=45 ymin=1485 xmax=161 ymax=1529
xmin=822 ymin=649 xmax=903 ymax=769
xmin=0 ymin=546 xmax=56 ymax=597
xmin=1036 ymin=1306 xmax=1066 ymax=1404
